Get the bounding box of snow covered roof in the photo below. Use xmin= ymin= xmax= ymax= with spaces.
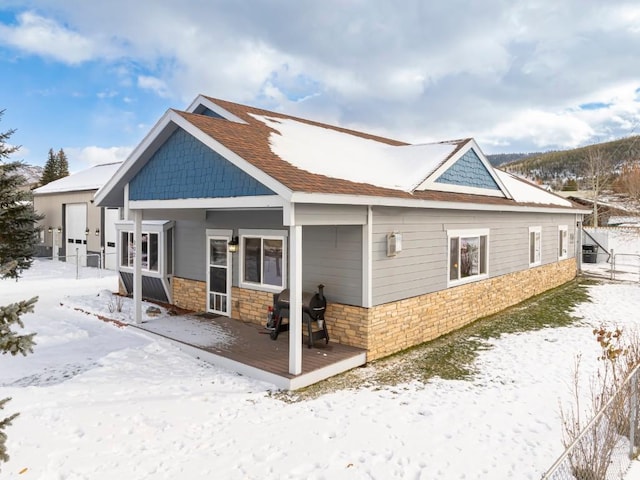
xmin=251 ymin=114 xmax=457 ymax=192
xmin=96 ymin=95 xmax=588 ymax=213
xmin=494 ymin=170 xmax=573 ymax=207
xmin=34 ymin=162 xmax=122 ymax=194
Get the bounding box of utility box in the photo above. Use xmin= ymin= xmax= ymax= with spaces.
xmin=582 ymin=244 xmax=598 ymax=263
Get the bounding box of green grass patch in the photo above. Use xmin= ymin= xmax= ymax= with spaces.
xmin=273 ymin=278 xmax=596 ymax=402
xmin=397 ymin=278 xmax=595 ymax=383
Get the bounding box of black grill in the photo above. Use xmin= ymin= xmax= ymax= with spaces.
xmin=268 ymin=284 xmax=329 ymax=348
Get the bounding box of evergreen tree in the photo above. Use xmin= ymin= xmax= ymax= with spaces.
xmin=40 ymin=148 xmax=58 ymax=186
xmin=56 ymin=148 xmax=69 ymax=178
xmin=39 ymin=148 xmax=69 ymax=186
xmin=0 ymin=110 xmax=38 ymax=468
xmin=0 ymin=161 xmax=41 ymax=278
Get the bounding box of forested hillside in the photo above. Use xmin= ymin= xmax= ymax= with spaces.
xmin=486 ymin=152 xmax=542 ymax=167
xmin=501 ymin=135 xmax=640 ymax=184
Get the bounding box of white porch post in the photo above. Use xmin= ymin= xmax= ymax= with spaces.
xmin=288 ymin=224 xmax=303 ymax=375
xmin=362 ymin=205 xmax=373 ymax=308
xmin=133 ymin=209 xmax=142 ymax=324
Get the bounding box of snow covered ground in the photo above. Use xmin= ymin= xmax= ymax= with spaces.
xmin=2 ymin=258 xmax=640 ymax=479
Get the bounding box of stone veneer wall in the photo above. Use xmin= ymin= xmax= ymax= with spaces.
xmin=172 ymin=277 xmax=207 ymax=312
xmin=344 ymin=258 xmax=578 ymax=361
xmin=169 ymin=258 xmax=576 ymax=361
xmin=231 ymin=287 xmax=274 ymax=326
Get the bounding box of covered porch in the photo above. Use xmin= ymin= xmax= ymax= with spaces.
xmin=130 ymin=311 xmax=367 ymax=390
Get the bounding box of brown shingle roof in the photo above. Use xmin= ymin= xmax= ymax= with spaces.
xmin=175 ymin=97 xmax=582 ymax=210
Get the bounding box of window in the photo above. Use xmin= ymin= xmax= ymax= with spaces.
xmin=241 ymin=234 xmax=286 ymax=290
xmin=448 ymin=230 xmax=488 ymax=284
xmin=529 ymin=226 xmax=541 ymax=266
xmin=120 ymin=231 xmax=159 ymax=271
xmin=558 ymin=225 xmax=568 ymax=260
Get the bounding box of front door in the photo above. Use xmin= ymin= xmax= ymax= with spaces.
xmin=207 ymin=236 xmax=231 ymax=315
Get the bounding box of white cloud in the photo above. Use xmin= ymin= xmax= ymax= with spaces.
xmin=65 ymin=146 xmax=132 ymax=172
xmin=4 ymin=0 xmax=640 ymax=155
xmin=0 ymin=11 xmax=98 ymax=64
xmin=97 ymin=90 xmax=119 ymax=99
xmin=483 ymin=110 xmax=595 ymax=150
xmin=137 ymin=75 xmax=171 ymax=98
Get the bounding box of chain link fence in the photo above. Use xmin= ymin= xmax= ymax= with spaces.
xmin=47 ymin=250 xmax=104 ymax=279
xmin=610 ymin=252 xmax=640 ymax=283
xmin=541 ymin=365 xmax=640 ymax=480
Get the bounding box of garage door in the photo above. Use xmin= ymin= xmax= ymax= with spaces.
xmin=104 ymin=208 xmax=119 ymax=270
xmin=65 ymin=203 xmax=87 ymax=266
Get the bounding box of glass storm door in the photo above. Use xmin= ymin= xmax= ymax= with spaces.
xmin=207 ymin=237 xmax=231 ymax=315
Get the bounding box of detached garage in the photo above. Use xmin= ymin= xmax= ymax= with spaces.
xmin=33 ymin=162 xmax=122 ymax=269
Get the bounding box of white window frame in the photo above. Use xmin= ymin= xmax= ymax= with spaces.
xmin=558 ymin=225 xmax=568 ymax=260
xmin=115 ymin=220 xmax=174 ymax=278
xmin=238 ymin=229 xmax=287 ymax=293
xmin=120 ymin=231 xmax=160 ymax=272
xmin=447 ymin=228 xmax=489 ymax=286
xmin=529 ymin=226 xmax=542 ymax=267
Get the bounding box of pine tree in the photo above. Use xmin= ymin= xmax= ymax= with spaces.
xmin=40 ymin=148 xmax=58 ymax=186
xmin=39 ymin=148 xmax=69 ymax=186
xmin=0 ymin=161 xmax=41 ymax=278
xmin=0 ymin=110 xmax=38 ymax=468
xmin=56 ymin=148 xmax=69 ymax=178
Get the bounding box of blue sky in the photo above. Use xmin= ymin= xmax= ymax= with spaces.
xmin=1 ymin=1 xmax=640 ymax=173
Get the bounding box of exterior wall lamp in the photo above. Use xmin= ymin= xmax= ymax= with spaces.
xmin=95 ymin=228 xmax=100 ymax=236
xmin=47 ymin=226 xmax=52 ymax=233
xmin=228 ymin=236 xmax=239 ymax=253
xmin=85 ymin=228 xmax=90 ymax=236
xmin=57 ymin=226 xmax=62 ymax=233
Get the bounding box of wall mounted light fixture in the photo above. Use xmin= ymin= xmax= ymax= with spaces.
xmin=228 ymin=236 xmax=239 ymax=253
xmin=95 ymin=228 xmax=100 ymax=236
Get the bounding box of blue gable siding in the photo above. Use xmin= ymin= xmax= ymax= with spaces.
xmin=129 ymin=128 xmax=274 ymax=200
xmin=199 ymin=107 xmax=224 ymax=119
xmin=435 ymin=149 xmax=501 ymax=190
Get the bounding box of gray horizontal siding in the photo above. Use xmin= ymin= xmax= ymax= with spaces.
xmin=149 ymin=209 xmax=286 ymax=283
xmin=149 ymin=210 xmax=363 ymax=306
xmin=302 ymin=225 xmax=362 ymax=306
xmin=372 ymin=207 xmax=578 ymax=305
xmin=295 ymin=204 xmax=367 ymax=225
xmin=207 ymin=210 xmax=284 ymax=286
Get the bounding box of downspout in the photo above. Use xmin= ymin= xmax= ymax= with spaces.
xmin=576 ymin=216 xmax=582 ymax=273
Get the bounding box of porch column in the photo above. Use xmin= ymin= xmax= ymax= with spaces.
xmin=362 ymin=205 xmax=373 ymax=308
xmin=133 ymin=209 xmax=142 ymax=324
xmin=289 ymin=224 xmax=302 ymax=375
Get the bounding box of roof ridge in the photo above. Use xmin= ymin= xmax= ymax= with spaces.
xmin=199 ymin=95 xmax=408 ymax=147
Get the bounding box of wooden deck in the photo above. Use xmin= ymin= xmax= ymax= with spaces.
xmin=133 ymin=314 xmax=367 ymax=390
